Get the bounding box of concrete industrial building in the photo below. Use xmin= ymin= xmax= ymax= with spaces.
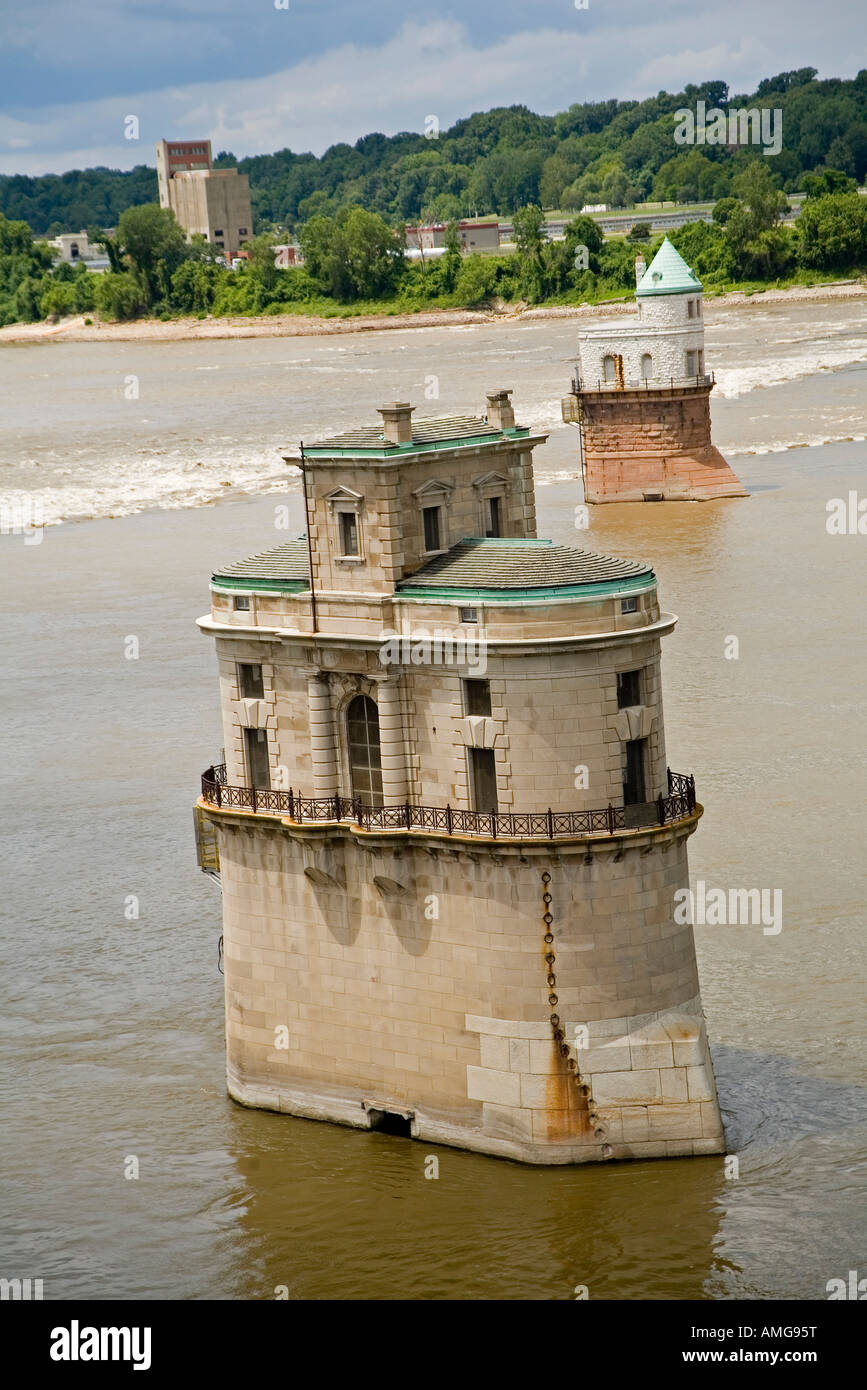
xmin=405 ymin=220 xmax=501 ymax=253
xmin=564 ymin=238 xmax=747 ymax=502
xmin=194 ymin=391 xmax=724 ymax=1164
xmin=156 ymin=139 xmax=253 ymax=260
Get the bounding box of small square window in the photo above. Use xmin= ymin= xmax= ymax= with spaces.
xmin=233 ymin=595 xmax=250 ymax=611
xmin=238 ymin=228 xmax=248 ymax=236
xmin=214 ymin=229 xmax=223 ymax=236
xmin=464 ymin=679 xmax=492 ymax=717
xmin=422 ymin=505 xmax=442 ymax=552
xmin=339 ymin=510 xmax=360 ymax=556
xmin=239 ymin=663 xmax=264 ymax=699
xmin=617 ymin=669 xmax=642 ymax=709
xmin=460 ymin=607 xmax=478 ymax=623
xmin=621 ymin=596 xmax=638 ymax=614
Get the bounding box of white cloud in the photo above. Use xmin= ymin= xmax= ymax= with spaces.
xmin=2 ymin=10 xmax=865 ymax=177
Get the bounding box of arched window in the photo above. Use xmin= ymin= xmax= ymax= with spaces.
xmin=346 ymin=695 xmax=383 ymax=805
xmin=641 ymin=353 xmax=653 ymax=380
xmin=602 ymin=354 xmax=616 ymax=382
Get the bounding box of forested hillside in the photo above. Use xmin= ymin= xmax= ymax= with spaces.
xmin=3 ymin=68 xmax=866 ymax=236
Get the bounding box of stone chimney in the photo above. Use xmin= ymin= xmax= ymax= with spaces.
xmin=634 ymin=254 xmax=647 ymax=287
xmin=378 ymin=402 xmax=415 ymax=445
xmin=485 ymin=389 xmax=515 ymax=431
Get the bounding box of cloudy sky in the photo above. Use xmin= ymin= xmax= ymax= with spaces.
xmin=1 ymin=0 xmax=865 ymax=176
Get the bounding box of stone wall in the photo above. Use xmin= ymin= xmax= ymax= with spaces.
xmin=214 ymin=813 xmax=723 ymax=1163
xmin=213 ymin=631 xmax=671 ymax=814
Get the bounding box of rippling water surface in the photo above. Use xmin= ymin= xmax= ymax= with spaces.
xmin=1 ymin=304 xmax=865 ymax=1299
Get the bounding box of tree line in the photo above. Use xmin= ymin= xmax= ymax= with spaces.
xmin=2 ymin=69 xmax=866 ymax=240
xmin=1 ymin=164 xmax=865 ymax=328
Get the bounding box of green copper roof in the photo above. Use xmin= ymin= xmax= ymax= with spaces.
xmin=636 ymin=237 xmax=702 ymax=297
xmin=212 ymin=538 xmax=310 ymax=591
xmin=210 ymin=535 xmax=655 ymax=602
xmin=396 ymin=538 xmax=653 ymax=601
xmin=295 ymin=415 xmax=534 ymax=460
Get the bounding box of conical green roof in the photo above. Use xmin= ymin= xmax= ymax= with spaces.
xmin=636 ymin=237 xmax=702 ymax=297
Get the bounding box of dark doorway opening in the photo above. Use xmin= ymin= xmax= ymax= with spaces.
xmin=244 ymin=727 xmax=270 ymax=789
xmin=367 ymin=1109 xmax=412 ymax=1137
xmin=469 ymin=747 xmax=498 ymax=814
xmin=623 ymin=738 xmax=647 ymax=806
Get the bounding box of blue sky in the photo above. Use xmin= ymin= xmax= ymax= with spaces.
xmin=1 ymin=0 xmax=865 ymax=176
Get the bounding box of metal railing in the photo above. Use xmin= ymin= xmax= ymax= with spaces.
xmin=572 ymin=371 xmax=714 ymax=393
xmin=200 ymin=765 xmax=697 ymax=840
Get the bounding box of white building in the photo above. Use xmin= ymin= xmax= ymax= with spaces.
xmin=576 ymin=238 xmax=707 ymax=388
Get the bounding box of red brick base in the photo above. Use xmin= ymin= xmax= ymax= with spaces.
xmin=576 ymin=382 xmax=748 ymax=503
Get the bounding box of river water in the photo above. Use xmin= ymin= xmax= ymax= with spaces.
xmin=0 ymin=300 xmax=865 ymax=1300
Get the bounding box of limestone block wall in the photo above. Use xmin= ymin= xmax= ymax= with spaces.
xmin=394 ymin=447 xmax=537 ymax=564
xmin=214 ymin=814 xmax=723 ymax=1163
xmin=578 ymin=384 xmax=748 ymax=502
xmin=213 ymin=632 xmax=669 ymax=814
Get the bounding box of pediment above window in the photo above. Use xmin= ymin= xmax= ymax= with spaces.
xmin=325 ymin=486 xmax=363 ymax=507
xmin=411 ymin=478 xmax=453 ymax=499
xmin=472 ymin=471 xmax=509 ymax=490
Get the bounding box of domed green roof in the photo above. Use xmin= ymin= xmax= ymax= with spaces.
xmin=636 ymin=237 xmax=702 ymax=297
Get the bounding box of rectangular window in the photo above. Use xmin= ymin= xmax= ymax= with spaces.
xmin=621 ymin=596 xmax=638 ymax=614
xmin=238 ymin=228 xmax=248 ymax=237
xmin=233 ymin=595 xmax=250 ymax=611
xmin=463 ymin=679 xmax=492 ymax=717
xmin=339 ymin=510 xmax=359 ymax=556
xmin=617 ymin=669 xmax=642 ymax=709
xmin=687 ymin=298 xmax=695 ymax=318
xmin=214 ymin=228 xmax=223 ymax=236
xmin=238 ymin=663 xmax=264 ymax=700
xmin=485 ymin=496 xmax=502 ymax=538
xmin=686 ymin=349 xmax=698 ymax=376
xmin=469 ymin=747 xmax=498 ymax=814
xmin=623 ymin=738 xmax=647 ymax=807
xmin=423 ymin=505 xmax=442 ymax=552
xmin=460 ymin=607 xmax=478 ymax=623
xmin=244 ymin=727 xmax=270 ymax=790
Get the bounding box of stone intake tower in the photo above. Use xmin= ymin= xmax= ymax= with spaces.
xmin=565 ymin=238 xmax=747 ymax=503
xmin=195 ymin=391 xmax=725 ymax=1164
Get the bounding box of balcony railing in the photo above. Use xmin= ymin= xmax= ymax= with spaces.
xmin=200 ymin=765 xmax=697 ymax=841
xmin=572 ymin=371 xmax=714 ymax=393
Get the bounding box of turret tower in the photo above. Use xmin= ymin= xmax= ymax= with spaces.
xmin=195 ymin=391 xmax=724 ymax=1163
xmin=565 ymin=237 xmax=747 ymax=502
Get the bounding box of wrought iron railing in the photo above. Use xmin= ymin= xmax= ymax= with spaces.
xmin=572 ymin=371 xmax=714 ymax=393
xmin=200 ymin=765 xmax=697 ymax=840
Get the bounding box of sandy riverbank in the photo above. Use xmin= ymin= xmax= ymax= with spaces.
xmin=2 ymin=279 xmax=865 ymax=345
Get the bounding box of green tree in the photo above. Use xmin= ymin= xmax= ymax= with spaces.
xmin=95 ymin=270 xmax=149 ymax=321
xmin=796 ymin=192 xmax=867 ymax=268
xmin=39 ymin=278 xmax=76 ymax=320
xmin=802 ymin=168 xmax=858 ymax=198
xmin=114 ymin=203 xmax=188 ymax=306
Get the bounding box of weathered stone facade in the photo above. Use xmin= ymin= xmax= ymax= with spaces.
xmin=571 ymin=380 xmax=749 ymax=503
xmin=196 ymin=392 xmax=725 ymax=1163
xmin=569 ymin=238 xmax=747 ymax=502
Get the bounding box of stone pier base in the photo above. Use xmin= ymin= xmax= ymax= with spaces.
xmin=576 ymin=381 xmax=748 ymax=503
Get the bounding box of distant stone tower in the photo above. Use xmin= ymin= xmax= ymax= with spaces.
xmin=195 ymin=391 xmax=725 ymax=1163
xmin=565 ymin=238 xmax=747 ymax=502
